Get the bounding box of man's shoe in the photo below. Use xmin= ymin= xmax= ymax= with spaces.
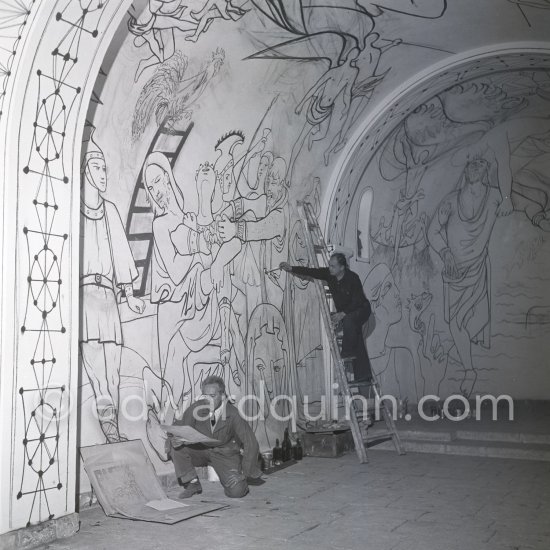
xmin=179 ymin=479 xmax=202 ymax=499
xmin=246 ymin=476 xmax=266 ymax=486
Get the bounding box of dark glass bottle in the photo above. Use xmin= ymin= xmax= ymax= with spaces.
xmin=273 ymin=438 xmax=282 ymax=464
xmin=282 ymin=428 xmax=292 ymax=462
xmin=293 ymin=438 xmax=303 ymax=460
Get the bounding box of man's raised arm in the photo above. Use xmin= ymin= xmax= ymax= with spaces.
xmin=280 ymin=262 xmax=330 ymax=281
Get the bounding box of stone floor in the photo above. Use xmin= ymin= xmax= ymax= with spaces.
xmin=39 ymin=449 xmax=550 ymax=550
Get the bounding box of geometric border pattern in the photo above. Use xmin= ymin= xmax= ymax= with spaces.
xmin=0 ymin=0 xmax=36 ymax=122
xmin=14 ymin=0 xmax=125 ymax=527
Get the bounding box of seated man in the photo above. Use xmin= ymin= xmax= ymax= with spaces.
xmin=166 ymin=375 xmax=264 ymax=498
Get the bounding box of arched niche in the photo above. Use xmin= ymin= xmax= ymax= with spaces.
xmin=324 ymin=46 xmax=550 ymax=403
xmin=325 ymin=45 xmax=550 ymax=247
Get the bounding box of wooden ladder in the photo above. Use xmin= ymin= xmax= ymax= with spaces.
xmin=297 ymin=201 xmax=405 ymax=463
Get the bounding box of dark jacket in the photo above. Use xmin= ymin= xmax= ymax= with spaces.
xmin=290 ymin=266 xmax=370 ymax=315
xmin=174 ymin=400 xmax=262 ymax=477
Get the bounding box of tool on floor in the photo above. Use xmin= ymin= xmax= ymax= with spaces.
xmin=297 ymin=201 xmax=405 ymax=463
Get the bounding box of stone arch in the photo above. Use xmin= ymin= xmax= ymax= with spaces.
xmin=0 ymin=0 xmax=132 ymax=531
xmin=322 ymin=44 xmax=550 ymax=402
xmin=322 ymin=43 xmax=550 ymax=245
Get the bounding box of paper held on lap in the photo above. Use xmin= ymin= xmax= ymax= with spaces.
xmin=161 ymin=424 xmax=221 ymax=445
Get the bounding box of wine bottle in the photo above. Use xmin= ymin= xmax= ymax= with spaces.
xmin=294 ymin=438 xmax=303 ymax=460
xmin=273 ymin=438 xmax=282 ymax=465
xmin=282 ymin=428 xmax=292 ymax=462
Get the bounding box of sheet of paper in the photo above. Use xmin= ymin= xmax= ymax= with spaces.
xmin=160 ymin=424 xmax=220 ymax=444
xmin=145 ymin=498 xmax=189 ymax=511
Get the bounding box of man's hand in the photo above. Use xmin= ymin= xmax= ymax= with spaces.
xmin=266 ymin=267 xmax=280 ymax=280
xmin=183 ymin=211 xmax=197 ymax=231
xmin=218 ymin=215 xmax=237 ymax=242
xmin=127 ymin=295 xmax=145 ymax=314
xmin=497 ymin=196 xmax=513 ymax=217
xmin=441 ymin=249 xmax=459 ymax=279
xmin=279 ymin=262 xmax=292 ymax=272
xmin=331 ymin=311 xmax=346 ymax=328
xmin=164 ymin=432 xmax=186 ymax=455
xmin=210 ymin=259 xmax=225 ymax=291
xmin=396 ymin=189 xmax=425 ymax=213
xmin=198 ymin=232 xmax=211 ymax=254
xmin=256 ymin=129 xmax=270 ymax=152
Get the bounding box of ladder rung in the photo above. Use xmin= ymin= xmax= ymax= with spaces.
xmin=128 ymin=233 xmax=153 ymax=241
xmin=159 ymin=127 xmax=191 ymax=137
xmin=366 ymin=431 xmax=394 ymax=442
xmin=135 ymin=259 xmax=149 ymax=267
xmin=347 ymin=380 xmax=373 ymax=389
xmin=131 ymin=206 xmax=152 ymax=214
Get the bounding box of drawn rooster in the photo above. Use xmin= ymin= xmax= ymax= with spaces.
xmin=132 ymin=48 xmax=225 ymax=140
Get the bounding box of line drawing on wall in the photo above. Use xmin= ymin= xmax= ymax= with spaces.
xmin=80 ymin=134 xmax=146 ymax=443
xmin=0 ymin=0 xmax=34 ymax=123
xmin=141 ymin=150 xmax=244 ymax=459
xmin=427 ymin=158 xmax=501 ymax=397
xmin=248 ymin=0 xmax=448 ymax=176
xmin=508 ymin=0 xmax=550 ymax=27
xmin=328 ymin=58 xmax=550 ymax=399
xmin=363 ymin=263 xmax=419 ymax=402
xmin=132 ymin=48 xmax=225 ymax=140
xmin=128 ymin=0 xmax=244 ymax=81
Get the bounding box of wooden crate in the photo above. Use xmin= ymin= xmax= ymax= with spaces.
xmin=302 ymin=429 xmax=354 ymax=458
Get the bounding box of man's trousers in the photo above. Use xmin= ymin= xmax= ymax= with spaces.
xmin=341 ymin=305 xmax=372 ymax=382
xmin=170 ymin=441 xmax=249 ymax=498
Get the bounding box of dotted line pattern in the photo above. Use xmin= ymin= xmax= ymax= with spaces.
xmin=17 ymin=0 xmax=110 ymax=527
xmin=0 ymin=0 xmax=36 ymax=121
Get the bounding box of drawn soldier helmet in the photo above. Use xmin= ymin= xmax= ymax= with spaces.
xmin=81 ymin=129 xmax=104 ymax=172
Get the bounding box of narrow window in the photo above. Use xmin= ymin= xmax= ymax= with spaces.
xmin=357 ymin=187 xmax=373 ymax=262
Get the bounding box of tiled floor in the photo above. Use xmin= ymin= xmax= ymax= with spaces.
xmin=40 ymin=449 xmax=550 ymax=550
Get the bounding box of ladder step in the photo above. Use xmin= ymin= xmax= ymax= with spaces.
xmin=127 ymin=233 xmax=153 ymax=241
xmin=365 ymin=431 xmax=394 ymax=442
xmin=158 ymin=127 xmax=191 ymax=137
xmin=131 ymin=206 xmax=152 ymax=214
xmin=347 ymin=380 xmax=373 ymax=389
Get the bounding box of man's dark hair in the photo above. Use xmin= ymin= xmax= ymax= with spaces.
xmin=331 ymin=252 xmax=348 ymax=268
xmin=202 ymin=375 xmax=225 ymax=393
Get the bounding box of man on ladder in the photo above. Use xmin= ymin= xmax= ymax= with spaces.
xmin=280 ymin=252 xmax=372 ymax=385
